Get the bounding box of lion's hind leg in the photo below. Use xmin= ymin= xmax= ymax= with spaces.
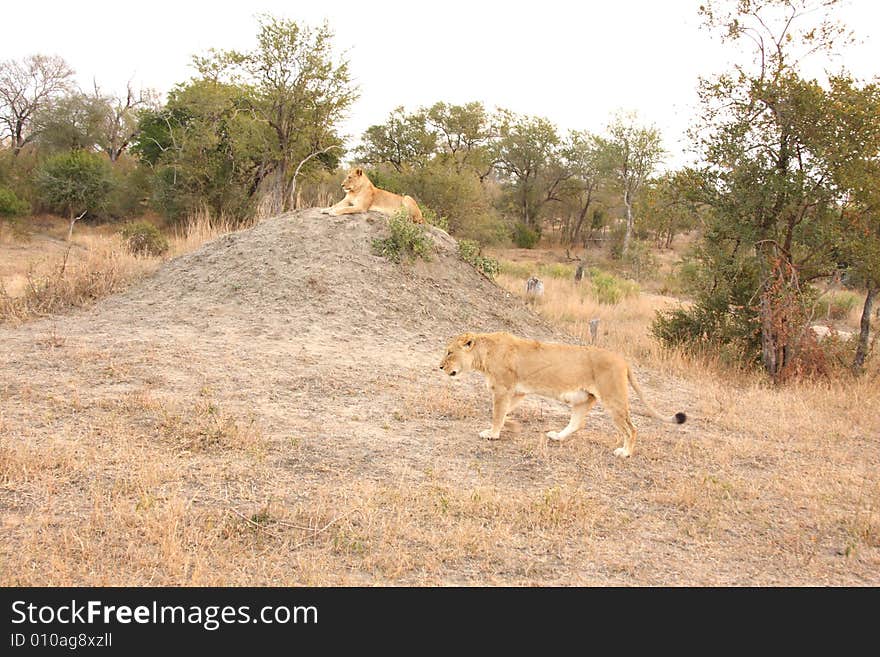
xmin=547 ymin=394 xmax=596 ymax=441
xmin=606 ymin=401 xmax=637 ymax=458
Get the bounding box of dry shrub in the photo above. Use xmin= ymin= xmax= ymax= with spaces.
xmin=0 ymin=235 xmax=158 ymax=324
xmin=169 ymin=207 xmax=254 ymax=256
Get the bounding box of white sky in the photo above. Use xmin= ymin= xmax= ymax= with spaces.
xmin=3 ymin=0 xmax=878 ymax=168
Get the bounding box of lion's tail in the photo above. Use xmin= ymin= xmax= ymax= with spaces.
xmin=627 ymin=367 xmax=686 ymax=424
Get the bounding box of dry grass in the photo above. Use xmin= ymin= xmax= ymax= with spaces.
xmin=1 ymin=220 xmax=878 ymax=586
xmin=0 ymin=211 xmax=249 ymax=324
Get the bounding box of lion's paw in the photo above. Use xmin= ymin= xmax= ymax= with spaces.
xmin=546 ymin=431 xmax=562 ymax=441
xmin=613 ymin=447 xmax=631 ymax=458
xmin=479 ymin=429 xmax=499 ymax=440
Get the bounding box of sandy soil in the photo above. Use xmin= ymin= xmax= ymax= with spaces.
xmin=1 ymin=209 xmax=877 ymax=585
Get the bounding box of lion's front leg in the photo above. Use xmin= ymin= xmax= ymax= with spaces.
xmin=322 ymin=198 xmax=351 ymax=215
xmin=480 ymin=389 xmax=513 ymax=440
xmin=329 ymin=205 xmax=369 ymax=216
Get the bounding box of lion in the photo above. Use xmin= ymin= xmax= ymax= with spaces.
xmin=439 ymin=331 xmax=686 ymax=458
xmin=321 ymin=167 xmax=424 ymax=223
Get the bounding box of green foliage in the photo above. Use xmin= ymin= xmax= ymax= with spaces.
xmin=621 ymin=238 xmax=657 ymax=280
xmin=813 ymin=290 xmax=860 ymax=320
xmin=652 ymin=293 xmax=758 ymax=360
xmin=371 ymin=210 xmax=433 ymax=263
xmin=0 ymin=187 xmax=29 ymax=217
xmin=106 ymin=156 xmax=151 ymax=218
xmin=512 ymin=222 xmax=540 ymax=248
xmin=32 ymin=92 xmax=107 ymax=154
xmin=498 ymin=260 xmax=532 ymax=278
xmin=589 ymin=270 xmax=640 ymax=304
xmin=540 ymin=263 xmax=575 ymax=279
xmin=419 ymin=204 xmax=448 ymax=232
xmin=493 ymin=110 xmax=561 ymax=228
xmin=120 ymin=221 xmax=169 ymax=257
xmin=667 ymin=1 xmax=868 ymax=378
xmin=133 ymin=80 xmax=268 ymax=221
xmin=458 ymin=239 xmax=500 ymax=279
xmin=35 ymin=150 xmax=113 ymax=219
xmin=191 ymin=15 xmax=356 ymax=214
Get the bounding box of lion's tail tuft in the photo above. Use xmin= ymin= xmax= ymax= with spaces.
xmin=627 ymin=368 xmax=687 ymax=425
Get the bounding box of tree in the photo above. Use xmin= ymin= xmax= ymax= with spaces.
xmin=596 ymin=112 xmax=663 ymax=256
xmin=94 ymin=82 xmax=157 ymax=162
xmin=819 ymin=77 xmax=880 ymax=373
xmin=0 ymin=55 xmax=74 ymax=155
xmin=36 ymin=151 xmax=113 ymax=240
xmin=132 ymin=79 xmax=270 ymax=221
xmin=638 ymin=169 xmax=701 ymax=249
xmin=32 ymin=91 xmax=106 ymax=154
xmin=492 ymin=110 xmax=564 ymax=230
xmin=425 ymin=101 xmax=495 ymax=177
xmin=357 ymin=106 xmax=437 ymax=172
xmin=556 ymin=130 xmax=605 ymax=246
xmin=654 ymin=0 xmax=859 ymax=381
xmin=194 ymin=15 xmax=357 ymax=214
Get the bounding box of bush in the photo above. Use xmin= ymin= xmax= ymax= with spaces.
xmin=371 ymin=210 xmax=433 ymax=263
xmin=589 ymin=270 xmax=640 ymax=304
xmin=813 ymin=290 xmax=860 ymax=320
xmin=512 ymin=222 xmax=540 ymax=248
xmin=36 ymin=150 xmax=113 ymax=220
xmin=420 ymin=204 xmax=449 ymax=232
xmin=120 ymin=221 xmax=169 ymax=257
xmin=0 ymin=187 xmax=29 ymax=217
xmin=621 ymin=238 xmax=657 ymax=280
xmin=498 ymin=260 xmax=532 ymax=278
xmin=458 ymin=239 xmax=500 ymax=279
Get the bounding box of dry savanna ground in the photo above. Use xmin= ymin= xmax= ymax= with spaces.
xmin=1 ymin=210 xmax=878 ymax=585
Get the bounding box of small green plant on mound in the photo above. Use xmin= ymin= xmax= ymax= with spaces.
xmin=420 ymin=204 xmax=449 ymax=232
xmin=371 ymin=210 xmax=433 ymax=263
xmin=458 ymin=239 xmax=500 ymax=279
xmin=120 ymin=221 xmax=169 ymax=257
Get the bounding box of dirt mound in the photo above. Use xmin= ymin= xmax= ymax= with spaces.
xmin=90 ymin=209 xmax=561 ymax=350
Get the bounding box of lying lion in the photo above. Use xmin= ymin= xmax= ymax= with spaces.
xmin=439 ymin=331 xmax=686 ymax=458
xmin=321 ymin=167 xmax=424 ymax=223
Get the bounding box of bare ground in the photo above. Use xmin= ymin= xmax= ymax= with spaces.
xmin=1 ymin=209 xmax=877 ymax=585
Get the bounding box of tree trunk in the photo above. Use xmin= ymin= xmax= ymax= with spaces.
xmin=622 ymin=189 xmax=633 ymax=256
xmin=852 ymin=285 xmax=877 ymax=374
xmin=66 ymin=210 xmax=84 ymax=242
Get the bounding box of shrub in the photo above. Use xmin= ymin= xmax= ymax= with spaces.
xmin=813 ymin=290 xmax=860 ymax=321
xmin=371 ymin=210 xmax=433 ymax=263
xmin=420 ymin=204 xmax=449 ymax=232
xmin=120 ymin=221 xmax=169 ymax=257
xmin=35 ymin=150 xmax=113 ymax=220
xmin=622 ymin=238 xmax=657 ymax=280
xmin=589 ymin=270 xmax=639 ymax=304
xmin=540 ymin=263 xmax=575 ymax=279
xmin=458 ymin=239 xmax=500 ymax=279
xmin=0 ymin=187 xmax=29 ymax=217
xmin=498 ymin=260 xmax=532 ymax=278
xmin=512 ymin=222 xmax=540 ymax=248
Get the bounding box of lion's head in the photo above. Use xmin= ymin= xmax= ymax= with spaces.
xmin=439 ymin=333 xmax=477 ymax=377
xmin=341 ymin=167 xmax=368 ymax=193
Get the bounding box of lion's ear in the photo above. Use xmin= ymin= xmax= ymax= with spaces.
xmin=462 ymin=334 xmax=475 ymax=351
xmin=354 ymin=167 xmax=363 ymax=176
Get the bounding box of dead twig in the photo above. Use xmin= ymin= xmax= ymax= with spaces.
xmin=227 ymin=506 xmax=284 ymax=540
